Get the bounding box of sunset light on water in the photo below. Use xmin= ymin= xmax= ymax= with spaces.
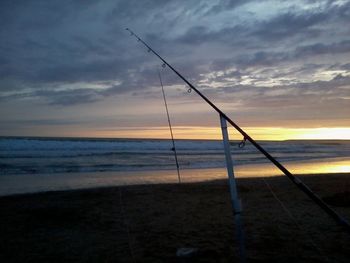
xmin=234 ymin=158 xmax=350 ymax=178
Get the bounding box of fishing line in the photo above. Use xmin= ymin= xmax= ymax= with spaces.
xmin=260 ymin=176 xmax=331 ymax=262
xmin=158 ymin=67 xmax=181 ymax=183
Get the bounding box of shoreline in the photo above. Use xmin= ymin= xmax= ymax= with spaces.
xmin=1 ymin=173 xmax=349 ymax=262
xmin=1 ymin=156 xmax=350 ymax=196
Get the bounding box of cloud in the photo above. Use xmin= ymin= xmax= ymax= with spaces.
xmin=294 ymin=40 xmax=350 ymax=58
xmin=252 ymin=12 xmax=325 ymax=41
xmin=203 ymin=0 xmax=252 ymax=15
xmin=206 ymin=74 xmax=350 ymax=107
xmin=0 ymin=0 xmax=349 ymax=112
xmin=252 ymin=1 xmax=350 ymax=42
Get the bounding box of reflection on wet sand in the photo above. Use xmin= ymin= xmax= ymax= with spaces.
xmin=0 ymin=157 xmax=349 ymax=196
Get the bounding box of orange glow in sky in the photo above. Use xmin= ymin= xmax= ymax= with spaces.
xmin=84 ymin=126 xmax=350 ymax=140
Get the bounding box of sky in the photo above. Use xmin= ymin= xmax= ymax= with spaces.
xmin=0 ymin=0 xmax=350 ymax=140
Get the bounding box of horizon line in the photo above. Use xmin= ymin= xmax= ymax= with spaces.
xmin=1 ymin=135 xmax=350 ymax=142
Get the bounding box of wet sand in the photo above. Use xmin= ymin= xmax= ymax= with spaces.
xmin=1 ymin=157 xmax=350 ymax=196
xmin=1 ymin=173 xmax=350 ymax=262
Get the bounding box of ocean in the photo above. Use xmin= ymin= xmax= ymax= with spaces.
xmin=1 ymin=137 xmax=350 ymax=174
xmin=1 ymin=137 xmax=350 ymax=195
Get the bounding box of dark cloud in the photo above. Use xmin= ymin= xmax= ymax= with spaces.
xmin=204 ymin=0 xmax=252 ymax=15
xmin=175 ymin=25 xmax=247 ymax=46
xmin=236 ymin=51 xmax=289 ymax=68
xmin=206 ymin=74 xmax=350 ymax=104
xmin=294 ymin=40 xmax=350 ymax=58
xmin=209 ymin=38 xmax=350 ymax=74
xmin=252 ymin=1 xmax=350 ymax=42
xmin=34 ymin=89 xmax=101 ymax=106
xmin=337 ymin=63 xmax=350 ymax=71
xmin=252 ymin=12 xmax=325 ymax=41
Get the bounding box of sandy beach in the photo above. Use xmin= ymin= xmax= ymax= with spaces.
xmin=1 ymin=173 xmax=349 ymax=262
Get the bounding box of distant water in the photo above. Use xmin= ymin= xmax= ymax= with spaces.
xmin=1 ymin=137 xmax=350 ymax=175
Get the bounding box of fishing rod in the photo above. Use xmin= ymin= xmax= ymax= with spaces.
xmin=125 ymin=28 xmax=350 ymax=232
xmin=158 ymin=69 xmax=181 ymax=183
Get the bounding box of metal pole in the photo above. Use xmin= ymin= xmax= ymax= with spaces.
xmin=220 ymin=114 xmax=246 ymax=263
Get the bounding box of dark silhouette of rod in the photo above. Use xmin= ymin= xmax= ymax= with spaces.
xmin=158 ymin=70 xmax=181 ymax=183
xmin=126 ymin=28 xmax=350 ymax=232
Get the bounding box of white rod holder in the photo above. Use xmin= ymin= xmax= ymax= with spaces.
xmin=220 ymin=114 xmax=246 ymax=263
